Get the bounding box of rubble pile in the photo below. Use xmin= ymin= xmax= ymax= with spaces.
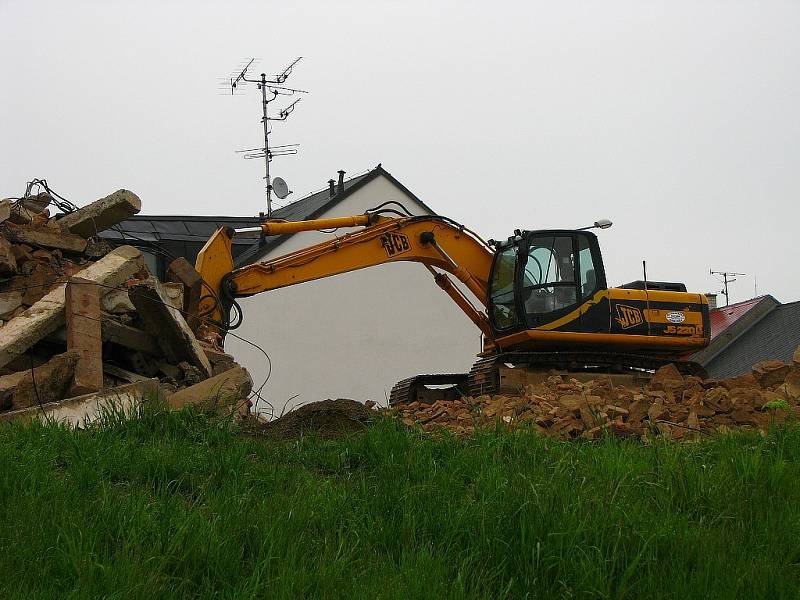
xmin=390 ymin=353 xmax=800 ymax=441
xmin=0 ymin=190 xmax=252 ymax=425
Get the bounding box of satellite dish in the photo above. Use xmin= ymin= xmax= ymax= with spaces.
xmin=272 ymin=177 xmax=290 ymax=199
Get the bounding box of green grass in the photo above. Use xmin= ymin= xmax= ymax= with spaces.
xmin=1 ymin=406 xmax=799 ymax=599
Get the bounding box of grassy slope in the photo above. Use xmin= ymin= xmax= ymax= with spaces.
xmin=0 ymin=409 xmax=799 ymax=599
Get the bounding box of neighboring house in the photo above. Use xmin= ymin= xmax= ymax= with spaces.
xmin=227 ymin=165 xmax=482 ymax=412
xmin=107 ymin=165 xmax=483 ymax=412
xmin=692 ymin=295 xmax=800 ymax=379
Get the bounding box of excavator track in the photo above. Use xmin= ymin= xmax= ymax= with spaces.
xmin=389 ymin=373 xmax=469 ymax=406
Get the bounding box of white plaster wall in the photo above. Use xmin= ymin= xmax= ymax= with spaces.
xmin=225 ymin=175 xmax=483 ymax=413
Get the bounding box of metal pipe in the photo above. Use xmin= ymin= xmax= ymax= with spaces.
xmin=260 ymin=214 xmax=372 ymax=235
xmin=261 ymin=73 xmax=272 ymax=216
xmin=425 ymin=265 xmax=493 ymax=338
xmin=423 ymin=234 xmax=488 ymax=303
xmin=337 ymin=170 xmax=345 ymax=195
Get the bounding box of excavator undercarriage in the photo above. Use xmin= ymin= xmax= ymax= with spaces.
xmin=388 ymin=352 xmax=707 ymax=405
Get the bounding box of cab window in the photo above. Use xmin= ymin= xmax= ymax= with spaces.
xmin=578 ymin=235 xmax=598 ymax=299
xmin=522 ymin=235 xmax=577 ymax=319
xmin=489 ymin=245 xmax=518 ymax=330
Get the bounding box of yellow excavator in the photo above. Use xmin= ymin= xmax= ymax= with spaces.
xmin=194 ymin=203 xmax=710 ymax=403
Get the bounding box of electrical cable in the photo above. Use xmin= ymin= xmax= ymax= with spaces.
xmin=365 ymin=200 xmax=414 ymax=217
xmin=21 ymin=178 xmax=80 ymax=214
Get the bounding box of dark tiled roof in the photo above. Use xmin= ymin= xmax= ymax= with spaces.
xmin=705 ymin=301 xmax=800 ymax=378
xmin=101 ymin=215 xmax=262 ymax=246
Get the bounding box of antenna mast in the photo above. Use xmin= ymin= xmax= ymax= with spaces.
xmin=227 ymin=57 xmax=307 ymax=216
xmin=710 ymin=270 xmax=746 ymax=306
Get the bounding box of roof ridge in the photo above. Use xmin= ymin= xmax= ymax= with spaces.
xmin=271 ymin=167 xmax=376 ymax=212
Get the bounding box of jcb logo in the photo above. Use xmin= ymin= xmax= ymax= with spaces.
xmin=382 ymin=233 xmax=411 ymax=257
xmin=615 ymin=304 xmax=644 ymax=330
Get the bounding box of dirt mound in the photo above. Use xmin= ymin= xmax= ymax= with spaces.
xmin=256 ymin=399 xmax=373 ymax=440
xmin=389 ymin=354 xmax=800 ymax=442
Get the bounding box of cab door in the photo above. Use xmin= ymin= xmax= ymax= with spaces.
xmin=518 ymin=233 xmax=581 ymax=329
xmin=487 ymin=244 xmax=522 ymax=333
xmin=576 ymin=233 xmax=609 ymax=333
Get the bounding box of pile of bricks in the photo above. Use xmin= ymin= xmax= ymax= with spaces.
xmin=390 ymin=352 xmax=800 ymax=441
xmin=0 ymin=189 xmax=252 ymax=425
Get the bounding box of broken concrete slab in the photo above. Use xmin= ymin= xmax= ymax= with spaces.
xmin=0 ymin=379 xmax=161 ymax=426
xmin=4 ymin=351 xmax=80 ymax=410
xmin=166 ymin=257 xmax=201 ymax=326
xmin=101 ymin=288 xmax=136 ymax=314
xmin=160 ymin=282 xmax=184 ymax=311
xmin=100 ymin=319 xmax=161 ymax=355
xmin=0 ymin=235 xmax=18 ymax=275
xmin=129 ymin=279 xmax=212 ymax=378
xmin=83 ymin=237 xmax=113 ymax=259
xmin=66 ymin=278 xmax=103 ymax=396
xmin=103 ymin=364 xmax=153 ymax=384
xmin=200 ymin=342 xmax=238 ymax=376
xmin=58 ymin=189 xmax=141 ymax=238
xmin=752 ymin=360 xmax=790 ymax=388
xmin=20 ymin=192 xmax=52 ymax=214
xmin=165 ymin=366 xmax=251 ymax=414
xmin=0 ymin=290 xmax=23 ymax=318
xmin=5 ymin=222 xmax=87 ymax=253
xmin=0 ymin=200 xmax=10 ymax=224
xmin=5 ymin=205 xmax=36 ymax=225
xmin=0 ymin=245 xmax=145 ymax=369
xmin=18 ymin=263 xmax=60 ymax=306
xmin=0 ymin=370 xmax=27 ymax=410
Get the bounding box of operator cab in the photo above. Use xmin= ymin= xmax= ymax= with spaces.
xmin=487 ymin=230 xmax=607 ymax=334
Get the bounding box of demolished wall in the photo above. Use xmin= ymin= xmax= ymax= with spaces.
xmin=0 ymin=189 xmax=252 ymax=425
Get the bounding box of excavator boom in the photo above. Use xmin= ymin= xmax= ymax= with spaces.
xmin=195 ymin=213 xmax=495 ymax=336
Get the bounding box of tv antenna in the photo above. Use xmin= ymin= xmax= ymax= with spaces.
xmin=710 ymin=270 xmax=745 ymax=306
xmin=226 ymin=57 xmax=307 ymax=216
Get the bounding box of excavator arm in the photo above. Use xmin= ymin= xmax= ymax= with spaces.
xmin=194 ymin=213 xmax=496 ymax=338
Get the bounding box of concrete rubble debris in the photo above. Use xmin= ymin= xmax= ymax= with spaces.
xmin=0 ymin=290 xmax=23 ymax=318
xmin=0 ymin=235 xmax=17 ymax=275
xmin=166 ymin=257 xmax=202 ymax=326
xmin=128 ymin=279 xmax=212 ymax=378
xmin=0 ymin=200 xmax=11 ymax=224
xmin=5 ymin=222 xmax=88 ymax=253
xmin=0 ymin=245 xmax=145 ymax=368
xmin=0 ymin=185 xmax=252 ymax=423
xmin=0 ymin=379 xmax=162 ymax=426
xmin=165 ymin=366 xmax=252 ymax=414
xmin=101 ymin=288 xmax=137 ymax=314
xmin=388 ymin=354 xmax=800 ymax=442
xmin=58 ymin=189 xmax=142 ymax=238
xmin=20 ymin=192 xmax=52 ymax=214
xmin=2 ymin=351 xmax=80 ymax=411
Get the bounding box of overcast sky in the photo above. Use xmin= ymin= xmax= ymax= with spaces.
xmin=2 ymin=0 xmax=798 ymax=305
